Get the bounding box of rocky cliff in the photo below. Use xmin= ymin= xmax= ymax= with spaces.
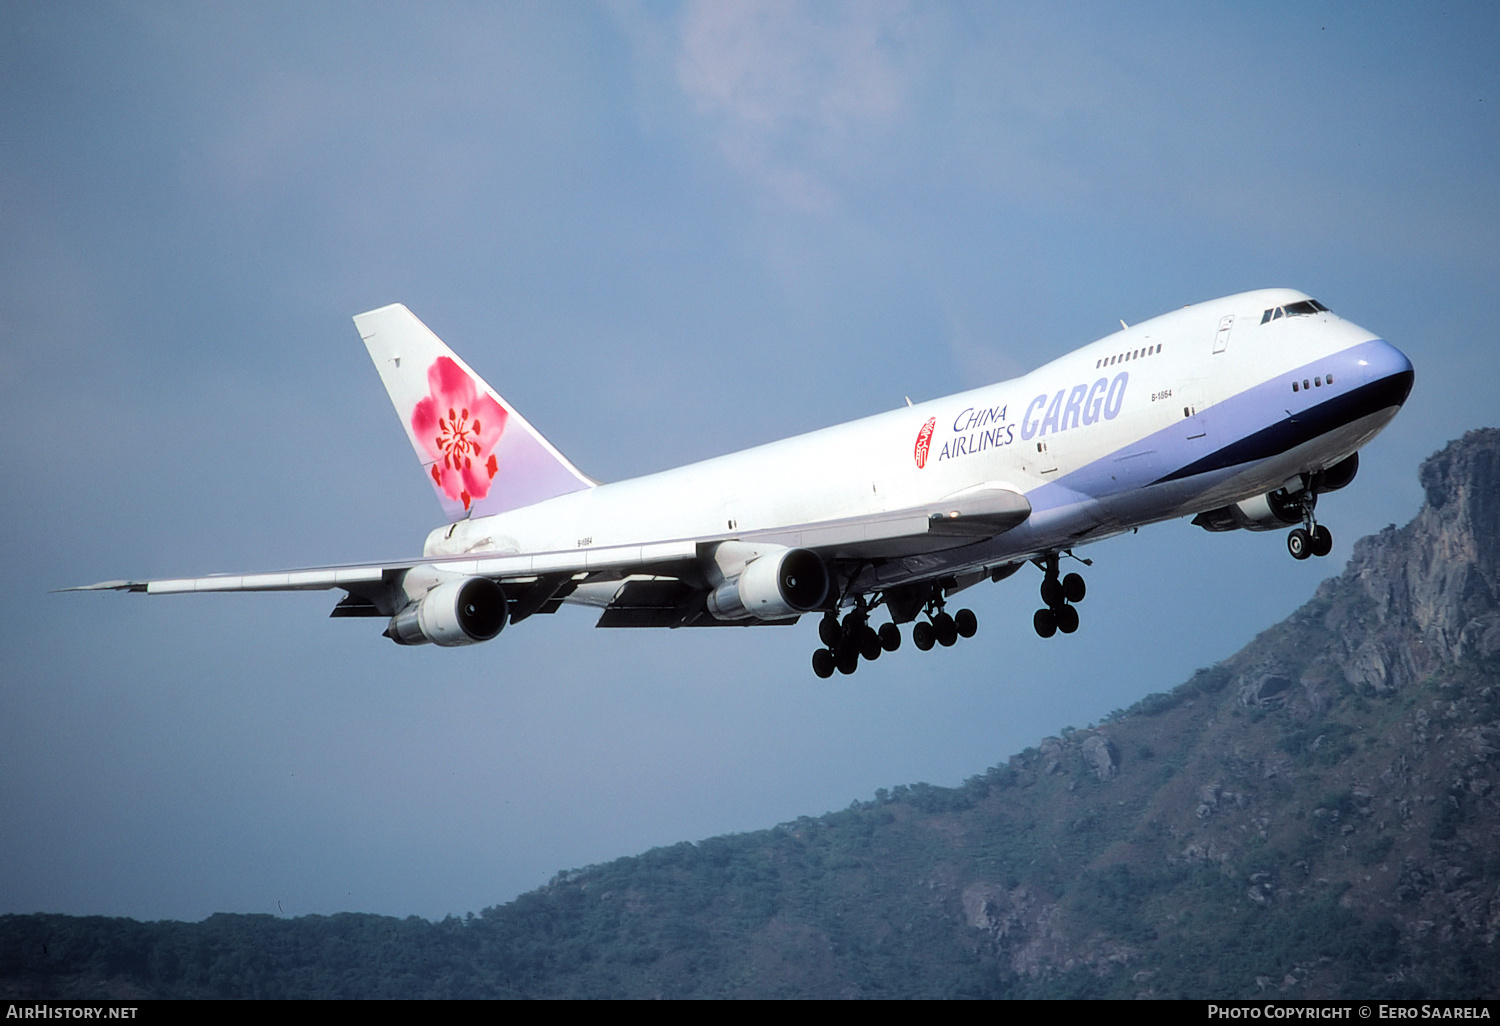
xmin=950 ymin=427 xmax=1500 ymax=997
xmin=1328 ymin=429 xmax=1500 ymax=687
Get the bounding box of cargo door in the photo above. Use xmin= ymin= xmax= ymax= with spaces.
xmin=1212 ymin=314 xmax=1234 ymax=354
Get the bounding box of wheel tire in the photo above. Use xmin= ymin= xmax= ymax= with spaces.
xmin=1062 ymin=572 xmax=1086 ymax=603
xmin=812 ymin=649 xmax=835 ymax=678
xmin=934 ymin=613 xmax=957 ymax=647
xmin=1033 ymin=608 xmax=1057 ymax=638
xmin=913 ymin=621 xmax=936 ymax=651
xmin=837 ymin=648 xmax=860 ymax=675
xmin=1312 ymin=524 xmax=1333 ymax=557
xmin=1288 ymin=527 xmax=1312 ymax=560
xmin=1056 ymin=603 xmax=1079 ymax=634
xmin=954 ymin=608 xmax=977 ymax=639
xmin=1040 ymin=577 xmax=1064 ymax=608
xmin=860 ymin=626 xmax=882 ymax=661
xmin=818 ymin=616 xmax=841 ymax=648
xmin=878 ymin=623 xmax=901 ymax=652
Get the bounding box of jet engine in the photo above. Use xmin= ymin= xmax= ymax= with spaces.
xmin=706 ymin=547 xmax=829 ymax=621
xmin=385 ymin=576 xmax=507 ymax=646
xmin=1312 ymin=452 xmax=1359 ymax=494
xmin=1192 ymin=488 xmax=1306 ymax=533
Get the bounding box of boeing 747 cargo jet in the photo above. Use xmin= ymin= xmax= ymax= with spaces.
xmin=71 ymin=289 xmax=1413 ymax=677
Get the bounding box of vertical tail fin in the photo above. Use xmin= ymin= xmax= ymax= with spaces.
xmin=353 ymin=304 xmax=594 ymax=521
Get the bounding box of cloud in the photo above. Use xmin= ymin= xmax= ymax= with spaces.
xmin=669 ymin=0 xmax=929 ymax=211
xmin=676 ymin=0 xmax=907 ymax=128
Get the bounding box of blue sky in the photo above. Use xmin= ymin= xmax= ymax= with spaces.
xmin=2 ymin=1 xmax=1496 ymax=922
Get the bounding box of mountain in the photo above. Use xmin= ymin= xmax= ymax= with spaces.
xmin=4 ymin=429 xmax=1498 ymax=999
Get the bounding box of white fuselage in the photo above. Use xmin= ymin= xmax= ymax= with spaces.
xmin=427 ymin=288 xmax=1412 ymax=601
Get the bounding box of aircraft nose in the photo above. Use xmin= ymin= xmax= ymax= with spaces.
xmin=1359 ymin=340 xmax=1415 ymax=407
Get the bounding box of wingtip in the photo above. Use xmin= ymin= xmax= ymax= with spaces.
xmin=54 ymin=580 xmax=148 ymax=593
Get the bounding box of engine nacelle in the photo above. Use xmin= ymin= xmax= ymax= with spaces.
xmin=385 ymin=576 xmax=508 ymax=646
xmin=706 ymin=547 xmax=829 ymax=621
xmin=1192 ymin=488 xmax=1306 ymax=533
xmin=1313 ymin=452 xmax=1359 ymax=494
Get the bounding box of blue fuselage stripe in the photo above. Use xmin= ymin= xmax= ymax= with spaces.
xmin=1034 ymin=339 xmax=1413 ymax=510
xmin=1154 ymin=367 xmax=1413 ymax=484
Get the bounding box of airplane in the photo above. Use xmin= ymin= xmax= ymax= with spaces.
xmin=69 ymin=288 xmax=1414 ymax=678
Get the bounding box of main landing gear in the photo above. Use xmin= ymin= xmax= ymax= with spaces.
xmin=1286 ymin=493 xmax=1334 ymax=561
xmin=910 ymin=593 xmax=977 ymax=653
xmin=811 ymin=586 xmax=976 ymax=677
xmin=1033 ymin=552 xmax=1086 ymax=639
xmin=811 ymin=597 xmax=897 ymax=678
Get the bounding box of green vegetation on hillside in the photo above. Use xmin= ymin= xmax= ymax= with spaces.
xmin=4 ymin=653 xmax=1497 ymax=999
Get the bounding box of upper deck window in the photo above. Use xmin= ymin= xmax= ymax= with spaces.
xmin=1260 ymin=299 xmax=1329 ymax=323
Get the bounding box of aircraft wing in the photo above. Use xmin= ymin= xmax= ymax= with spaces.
xmin=60 ymin=540 xmax=704 ymax=595
xmin=63 ymin=487 xmax=1030 ymax=621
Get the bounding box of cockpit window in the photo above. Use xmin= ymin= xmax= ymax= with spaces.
xmin=1260 ymin=299 xmax=1329 ymax=323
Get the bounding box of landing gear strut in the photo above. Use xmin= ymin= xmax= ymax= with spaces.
xmin=1286 ymin=491 xmax=1333 ymax=561
xmin=1033 ymin=553 xmax=1085 ymax=638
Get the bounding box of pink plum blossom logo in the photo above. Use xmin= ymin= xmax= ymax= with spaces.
xmin=411 ymin=357 xmax=507 ymax=511
xmin=914 ymin=417 xmax=936 ymax=469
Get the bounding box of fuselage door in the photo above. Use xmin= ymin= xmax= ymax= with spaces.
xmin=1179 ymin=370 xmax=1211 ymax=441
xmin=1212 ymin=314 xmax=1234 ymax=354
xmin=1026 ymin=438 xmax=1059 ymax=476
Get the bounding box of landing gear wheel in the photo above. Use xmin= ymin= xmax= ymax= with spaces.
xmin=1033 ymin=608 xmax=1057 ymax=638
xmin=913 ymin=621 xmax=935 ymax=651
xmin=1288 ymin=528 xmax=1312 ymax=561
xmin=1040 ymin=577 xmax=1064 ymax=608
xmin=818 ymin=616 xmax=842 ymax=648
xmin=934 ymin=612 xmax=958 ymax=647
xmin=954 ymin=608 xmax=977 ymax=639
xmin=878 ymin=623 xmax=901 ymax=652
xmin=1055 ymin=603 xmax=1080 ymax=634
xmin=860 ymin=626 xmax=882 ymax=661
xmin=837 ymin=648 xmax=859 ymax=675
xmin=1311 ymin=524 xmax=1333 ymax=558
xmin=1062 ymin=573 xmax=1086 ymax=603
xmin=812 ymin=649 xmax=835 ymax=678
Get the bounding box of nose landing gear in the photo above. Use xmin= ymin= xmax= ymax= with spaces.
xmin=1286 ymin=491 xmax=1334 ymax=560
